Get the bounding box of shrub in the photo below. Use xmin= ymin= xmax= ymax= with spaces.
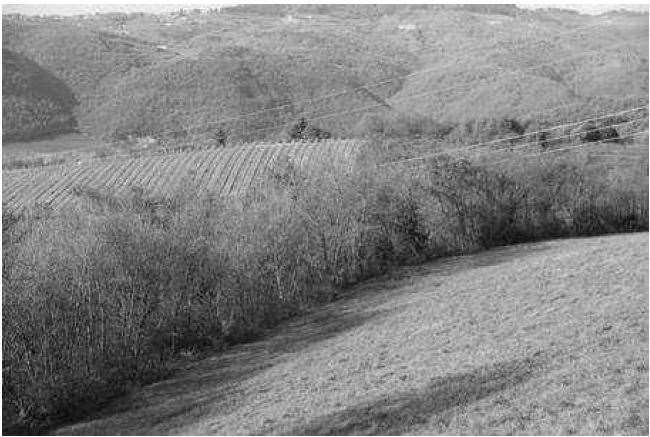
xmin=214 ymin=128 xmax=228 ymax=146
xmin=445 ymin=117 xmax=530 ymax=145
xmin=288 ymin=118 xmax=332 ymax=140
xmin=354 ymin=112 xmax=455 ymax=139
xmin=580 ymin=125 xmax=620 ymax=143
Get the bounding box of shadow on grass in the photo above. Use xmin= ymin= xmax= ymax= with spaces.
xmin=353 ymin=240 xmax=553 ymax=296
xmin=53 ymin=241 xmax=554 ymax=435
xmin=52 ymin=304 xmax=395 ymax=435
xmin=289 ymin=352 xmax=548 ymax=436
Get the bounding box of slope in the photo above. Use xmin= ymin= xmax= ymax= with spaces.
xmin=2 ymin=49 xmax=77 ymax=141
xmin=79 ymin=17 xmax=412 ymax=141
xmin=2 ymin=15 xmax=170 ymax=140
xmin=1 ymin=11 xmax=411 ymax=143
xmin=2 ymin=16 xmax=165 ymax=98
xmin=54 ymin=232 xmax=648 ymax=435
xmin=384 ymin=8 xmax=649 ymax=126
xmin=2 ymin=6 xmax=648 ymax=144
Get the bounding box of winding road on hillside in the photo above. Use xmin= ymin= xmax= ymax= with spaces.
xmin=55 ymin=233 xmax=649 ymax=435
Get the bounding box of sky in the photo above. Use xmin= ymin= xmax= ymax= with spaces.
xmin=2 ymin=3 xmax=648 ymax=16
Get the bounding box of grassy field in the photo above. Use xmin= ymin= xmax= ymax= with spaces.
xmin=53 ymin=232 xmax=648 ymax=435
xmin=2 ymin=133 xmax=101 ymax=155
xmin=1 ymin=133 xmax=113 ymax=170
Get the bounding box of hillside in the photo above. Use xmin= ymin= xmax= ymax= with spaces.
xmin=54 ymin=232 xmax=648 ymax=435
xmin=2 ymin=49 xmax=77 ymax=141
xmin=387 ymin=7 xmax=649 ymax=124
xmin=2 ymin=5 xmax=647 ymax=145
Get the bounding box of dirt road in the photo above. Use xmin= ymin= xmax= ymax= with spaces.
xmin=55 ymin=233 xmax=649 ymax=435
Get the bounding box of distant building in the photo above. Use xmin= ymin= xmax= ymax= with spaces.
xmin=398 ymin=23 xmax=417 ymax=31
xmin=284 ymin=14 xmax=314 ymax=24
xmin=137 ymin=136 xmax=158 ymax=148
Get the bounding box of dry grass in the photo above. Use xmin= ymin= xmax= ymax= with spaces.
xmin=53 ymin=232 xmax=648 ymax=435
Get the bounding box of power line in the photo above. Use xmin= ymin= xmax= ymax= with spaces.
xmin=487 ymin=129 xmax=649 ymax=166
xmin=151 ymin=33 xmax=646 ymax=139
xmin=240 ymin=37 xmax=645 ymax=133
xmin=439 ymin=105 xmax=648 ymax=152
xmin=164 ymin=53 xmax=646 ymax=140
xmin=33 ymin=100 xmax=644 ymax=170
xmin=205 ymin=29 xmax=643 ymax=126
xmin=464 ymin=116 xmax=647 ymax=156
xmin=378 ymin=110 xmax=648 ymax=167
xmin=382 ymin=129 xmax=649 ymax=176
xmin=80 ymin=98 xmax=645 ymax=167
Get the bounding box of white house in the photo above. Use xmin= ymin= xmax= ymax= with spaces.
xmin=398 ymin=23 xmax=417 ymax=31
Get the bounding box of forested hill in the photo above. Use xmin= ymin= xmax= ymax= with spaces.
xmin=2 ymin=4 xmax=648 ymax=143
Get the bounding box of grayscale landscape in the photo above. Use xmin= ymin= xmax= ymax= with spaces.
xmin=2 ymin=4 xmax=648 ymax=435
